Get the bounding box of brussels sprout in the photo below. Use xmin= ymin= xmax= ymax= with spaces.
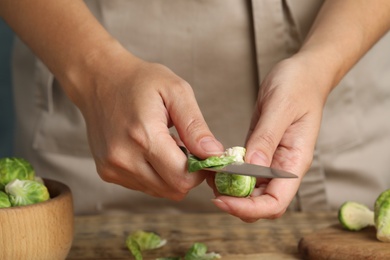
xmin=5 ymin=179 xmax=50 ymax=207
xmin=184 ymin=242 xmax=221 ymax=260
xmin=0 ymin=157 xmax=35 ymax=190
xmin=126 ymin=230 xmax=167 ymax=260
xmin=215 ymin=149 xmax=250 ymax=197
xmin=375 ymin=189 xmax=390 ymax=224
xmin=338 ymin=201 xmax=375 ymax=231
xmin=215 ymin=172 xmax=256 ymax=197
xmin=187 ymin=146 xmax=256 ymax=197
xmin=375 ymin=189 xmax=390 ymax=242
xmin=0 ymin=191 xmax=11 ymax=208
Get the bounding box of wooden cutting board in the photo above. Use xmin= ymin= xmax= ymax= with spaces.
xmin=298 ymin=224 xmax=390 ymax=259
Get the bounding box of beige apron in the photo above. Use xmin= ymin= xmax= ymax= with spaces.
xmin=12 ymin=0 xmax=390 ymax=214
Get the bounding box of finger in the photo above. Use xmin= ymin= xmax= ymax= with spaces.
xmin=245 ymin=97 xmax=296 ymax=167
xmin=161 ymin=79 xmax=224 ymax=158
xmin=146 ymin=132 xmax=207 ymax=200
xmin=205 ymin=173 xmax=219 ymax=196
xmin=95 ymin=143 xmax=185 ymax=199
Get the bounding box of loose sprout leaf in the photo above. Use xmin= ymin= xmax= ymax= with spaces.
xmin=184 ymin=242 xmax=221 ymax=260
xmin=127 ymin=238 xmax=143 ymax=260
xmin=126 ymin=231 xmax=167 ymax=260
xmin=0 ymin=157 xmax=35 ymax=190
xmin=187 ymin=155 xmax=236 ymax=173
xmin=0 ymin=191 xmax=11 ymax=208
xmin=5 ymin=179 xmax=50 ymax=207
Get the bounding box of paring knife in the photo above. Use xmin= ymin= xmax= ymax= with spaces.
xmin=201 ymin=162 xmax=298 ymax=179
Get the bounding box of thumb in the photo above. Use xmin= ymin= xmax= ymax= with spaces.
xmin=245 ymin=105 xmax=293 ymax=167
xmin=163 ymin=81 xmax=224 ymax=158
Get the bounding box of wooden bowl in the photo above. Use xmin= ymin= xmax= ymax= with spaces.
xmin=0 ymin=179 xmax=74 ymax=260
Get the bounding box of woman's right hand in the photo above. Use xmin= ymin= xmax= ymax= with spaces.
xmin=70 ymin=47 xmax=224 ymax=200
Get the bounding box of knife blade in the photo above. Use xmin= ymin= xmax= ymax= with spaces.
xmin=201 ymin=162 xmax=298 ymax=179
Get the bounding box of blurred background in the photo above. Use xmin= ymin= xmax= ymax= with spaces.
xmin=0 ymin=18 xmax=14 ymax=157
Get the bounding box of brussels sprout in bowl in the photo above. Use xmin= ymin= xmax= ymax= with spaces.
xmin=0 ymin=178 xmax=74 ymax=260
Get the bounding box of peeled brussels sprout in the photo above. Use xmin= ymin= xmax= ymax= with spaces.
xmin=0 ymin=157 xmax=35 ymax=190
xmin=126 ymin=230 xmax=167 ymax=260
xmin=214 ymin=147 xmax=256 ymax=197
xmin=5 ymin=179 xmax=50 ymax=207
xmin=214 ymin=172 xmax=256 ymax=197
xmin=187 ymin=146 xmax=256 ymax=197
xmin=338 ymin=201 xmax=375 ymax=231
xmin=375 ymin=189 xmax=390 ymax=242
xmin=0 ymin=191 xmax=11 ymax=208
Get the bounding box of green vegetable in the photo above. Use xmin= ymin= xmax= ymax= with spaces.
xmin=184 ymin=242 xmax=221 ymax=260
xmin=187 ymin=146 xmax=256 ymax=197
xmin=126 ymin=230 xmax=167 ymax=260
xmin=338 ymin=190 xmax=390 ymax=242
xmin=5 ymin=179 xmax=50 ymax=207
xmin=375 ymin=189 xmax=390 ymax=224
xmin=0 ymin=191 xmax=11 ymax=208
xmin=0 ymin=157 xmax=35 ymax=190
xmin=215 ymin=172 xmax=256 ymax=197
xmin=125 ymin=230 xmax=221 ymax=260
xmin=187 ymin=155 xmax=236 ymax=173
xmin=338 ymin=201 xmax=375 ymax=231
xmin=375 ymin=189 xmax=390 ymax=242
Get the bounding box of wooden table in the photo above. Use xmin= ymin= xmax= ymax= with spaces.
xmin=67 ymin=211 xmax=338 ymax=260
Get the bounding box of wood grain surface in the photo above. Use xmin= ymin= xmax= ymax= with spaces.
xmin=299 ymin=225 xmax=390 ymax=260
xmin=67 ymin=211 xmax=338 ymax=259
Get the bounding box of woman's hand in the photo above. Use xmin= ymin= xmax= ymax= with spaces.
xmin=209 ymin=55 xmax=328 ymax=222
xmin=77 ymin=51 xmax=224 ymax=200
xmin=209 ymin=0 xmax=390 ymax=222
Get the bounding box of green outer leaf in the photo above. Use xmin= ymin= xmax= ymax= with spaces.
xmin=0 ymin=157 xmax=35 ymax=190
xmin=187 ymin=155 xmax=236 ymax=173
xmin=215 ymin=172 xmax=256 ymax=197
xmin=125 ymin=230 xmax=167 ymax=260
xmin=184 ymin=242 xmax=221 ymax=260
xmin=0 ymin=191 xmax=11 ymax=208
xmin=5 ymin=179 xmax=50 ymax=207
xmin=126 ymin=238 xmax=143 ymax=260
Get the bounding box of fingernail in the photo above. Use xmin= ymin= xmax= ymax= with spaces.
xmin=200 ymin=137 xmax=222 ymax=155
xmin=249 ymin=152 xmax=269 ymax=166
xmin=212 ymin=198 xmax=230 ymax=212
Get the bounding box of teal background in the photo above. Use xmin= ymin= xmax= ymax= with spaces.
xmin=0 ymin=18 xmax=14 ymax=157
